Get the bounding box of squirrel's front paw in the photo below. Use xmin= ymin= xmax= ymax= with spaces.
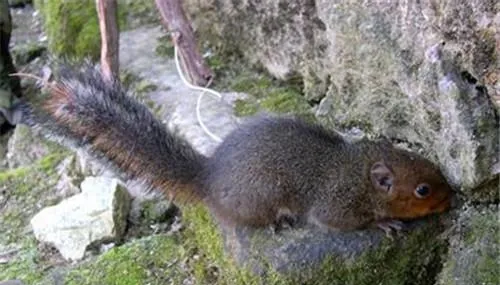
xmin=376 ymin=219 xmax=405 ymax=239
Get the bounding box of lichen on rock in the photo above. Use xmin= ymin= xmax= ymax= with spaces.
xmin=437 ymin=204 xmax=499 ymax=285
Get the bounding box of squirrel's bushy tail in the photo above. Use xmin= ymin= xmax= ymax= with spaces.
xmin=20 ymin=64 xmax=206 ymax=202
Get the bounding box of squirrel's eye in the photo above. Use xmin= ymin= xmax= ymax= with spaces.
xmin=414 ymin=184 xmax=431 ymax=199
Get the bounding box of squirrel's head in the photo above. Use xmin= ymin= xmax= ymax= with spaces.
xmin=369 ymin=151 xmax=454 ymax=220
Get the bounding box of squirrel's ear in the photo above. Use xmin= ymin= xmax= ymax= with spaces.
xmin=370 ymin=161 xmax=394 ymax=193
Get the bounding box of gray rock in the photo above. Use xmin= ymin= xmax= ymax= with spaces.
xmin=6 ymin=124 xmax=54 ymax=169
xmin=437 ymin=204 xmax=499 ymax=285
xmin=30 ymin=176 xmax=131 ymax=261
xmin=182 ymin=0 xmax=499 ymax=202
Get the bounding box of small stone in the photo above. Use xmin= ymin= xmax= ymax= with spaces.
xmin=30 ymin=176 xmax=131 ymax=261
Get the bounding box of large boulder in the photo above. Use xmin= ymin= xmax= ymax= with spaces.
xmin=183 ymin=0 xmax=499 ymax=202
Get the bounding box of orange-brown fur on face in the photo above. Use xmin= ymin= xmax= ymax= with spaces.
xmin=384 ymin=156 xmax=453 ymax=220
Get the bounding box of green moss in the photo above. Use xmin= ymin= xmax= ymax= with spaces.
xmin=182 ymin=205 xmax=270 ymax=285
xmin=229 ymin=76 xmax=274 ymax=96
xmin=34 ymin=0 xmax=98 ymax=59
xmin=463 ymin=208 xmax=499 ymax=285
xmin=438 ymin=205 xmax=499 ymax=285
xmin=260 ymin=89 xmax=313 ymax=120
xmin=119 ymin=69 xmax=142 ymax=89
xmin=182 ymin=204 xmax=448 ymax=285
xmin=135 ymin=80 xmax=158 ymax=94
xmin=65 ymin=235 xmax=189 ymax=285
xmin=0 ymin=238 xmax=45 ymax=285
xmin=0 ymin=150 xmax=69 ymax=284
xmin=202 ymin=53 xmax=314 ymax=120
xmin=0 ymin=150 xmax=68 ymax=243
xmin=475 ymin=254 xmax=499 ymax=285
xmin=34 ymin=0 xmax=128 ymax=60
xmin=155 ymin=35 xmax=175 ymax=58
xmin=234 ymin=99 xmax=259 ymax=117
xmin=302 ymin=224 xmax=446 ymax=285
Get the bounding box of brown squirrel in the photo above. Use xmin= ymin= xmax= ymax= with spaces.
xmin=5 ymin=64 xmax=453 ymax=235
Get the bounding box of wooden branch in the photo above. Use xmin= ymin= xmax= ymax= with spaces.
xmin=96 ymin=0 xmax=119 ymax=82
xmin=155 ymin=0 xmax=213 ymax=86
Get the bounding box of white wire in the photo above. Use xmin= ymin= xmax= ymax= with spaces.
xmin=174 ymin=45 xmax=223 ymax=143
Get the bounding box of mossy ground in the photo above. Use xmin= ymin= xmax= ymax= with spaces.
xmin=0 ymin=149 xmax=69 ymax=284
xmin=65 ymin=235 xmax=192 ymax=285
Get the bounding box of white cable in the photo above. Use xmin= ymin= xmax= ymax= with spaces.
xmin=174 ymin=46 xmax=221 ymax=100
xmin=174 ymin=45 xmax=223 ymax=143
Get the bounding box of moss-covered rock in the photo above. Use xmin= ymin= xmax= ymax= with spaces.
xmin=32 ymin=0 xmax=157 ymax=60
xmin=64 ymin=235 xmax=192 ymax=285
xmin=437 ymin=204 xmax=499 ymax=285
xmin=181 ymin=205 xmax=450 ymax=284
xmin=33 ymin=0 xmax=102 ymax=60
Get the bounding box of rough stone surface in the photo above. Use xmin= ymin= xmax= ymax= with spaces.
xmin=437 ymin=204 xmax=499 ymax=285
xmin=6 ymin=125 xmax=54 ymax=169
xmin=223 ymin=223 xmax=387 ymax=274
xmin=119 ymin=26 xmax=248 ymax=157
xmin=30 ymin=176 xmax=131 ymax=261
xmin=183 ymin=0 xmax=499 ymax=201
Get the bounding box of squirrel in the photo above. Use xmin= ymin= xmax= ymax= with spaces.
xmin=4 ymin=64 xmax=454 ymax=236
